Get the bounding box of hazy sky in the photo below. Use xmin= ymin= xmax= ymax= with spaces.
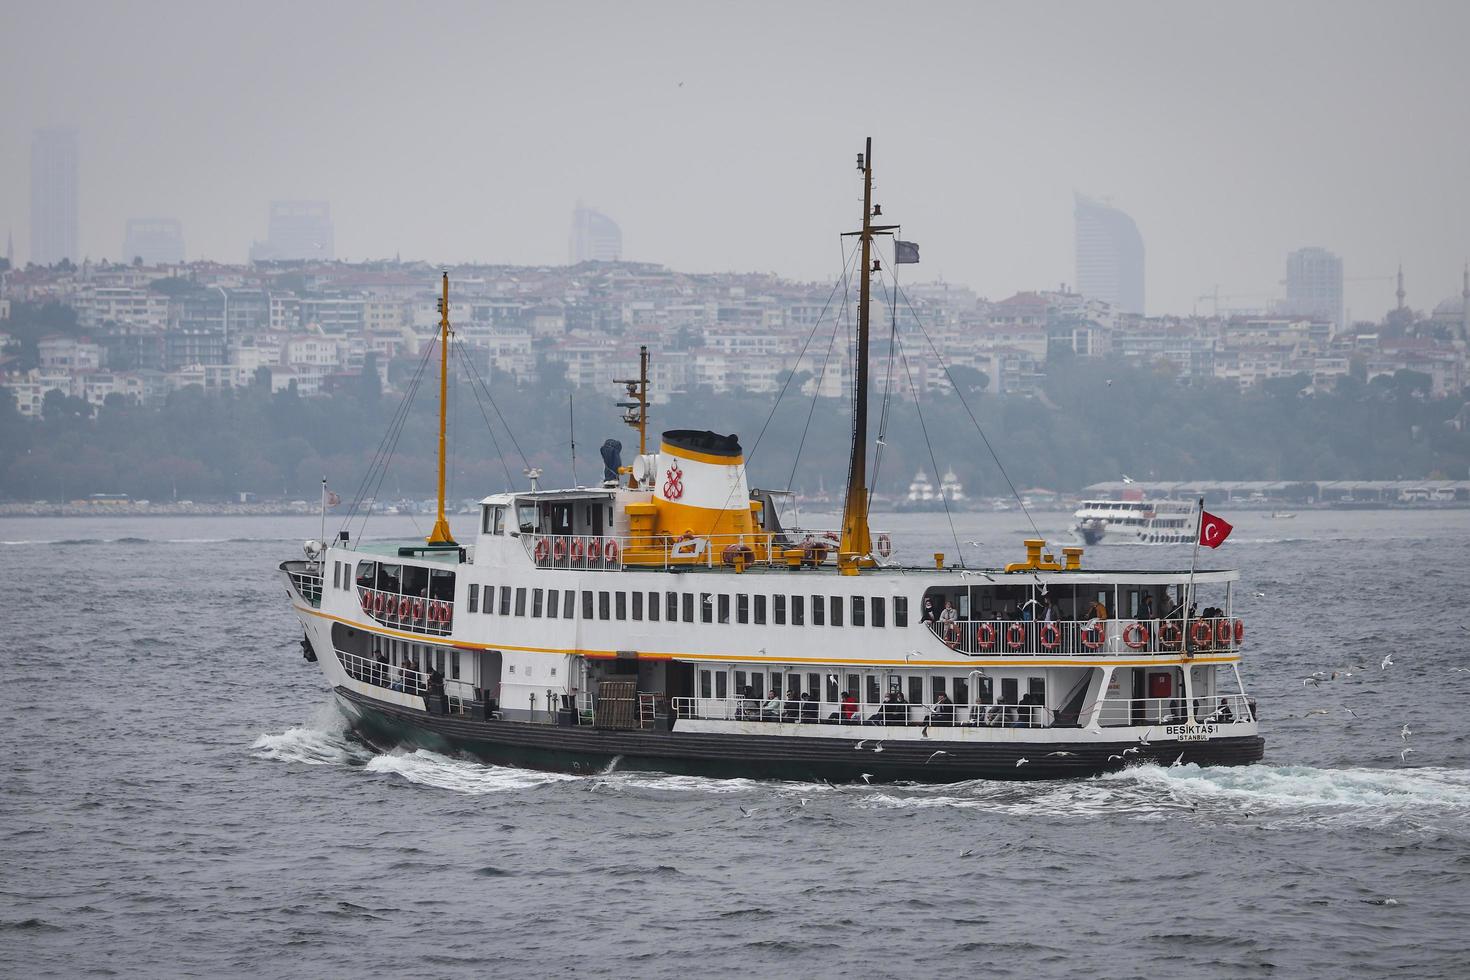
xmin=3 ymin=0 xmax=1467 ymax=318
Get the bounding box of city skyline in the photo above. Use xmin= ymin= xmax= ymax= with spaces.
xmin=2 ymin=2 xmax=1467 ymax=319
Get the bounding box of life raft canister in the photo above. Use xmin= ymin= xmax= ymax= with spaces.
xmin=1123 ymin=622 xmax=1149 ymax=650
xmin=1081 ymin=621 xmax=1107 ymax=650
xmin=1039 ymin=622 xmax=1061 ymax=650
xmin=533 ymin=537 xmax=551 ymax=562
xmin=1005 ymin=623 xmax=1027 ymax=650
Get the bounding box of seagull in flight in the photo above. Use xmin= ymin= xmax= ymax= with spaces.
xmin=1302 ymin=678 xmax=1320 ymax=688
xmin=1450 ymin=668 xmax=1470 ymax=673
xmin=1252 ymin=591 xmax=1266 ymax=598
xmin=1300 ymin=708 xmax=1330 ymax=717
xmin=1381 ymin=654 xmax=1394 ymax=670
xmin=960 ymin=848 xmax=974 ymax=858
xmin=860 ymin=773 xmax=873 ymax=784
xmin=1137 ymin=728 xmax=1153 ymax=746
xmin=1045 ymin=751 xmax=1076 ymax=757
xmin=871 ymin=742 xmax=885 ymax=753
xmin=1015 ymin=758 xmax=1029 ymax=767
xmin=1108 ymin=754 xmax=1124 ymax=762
xmin=1400 ymin=747 xmax=1414 ymax=763
xmin=854 ymin=740 xmax=869 ymax=750
xmin=739 ymin=806 xmax=758 ymax=817
xmin=925 ymin=750 xmax=949 ymax=764
xmin=1341 ymin=706 xmax=1360 ymax=718
xmin=1122 ymin=746 xmax=1141 ymax=756
xmin=1171 ymin=753 xmax=1185 ymax=767
xmin=1400 ymin=724 xmax=1413 ymax=741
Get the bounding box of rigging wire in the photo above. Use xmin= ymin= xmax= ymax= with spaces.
xmin=894 ymin=282 xmax=1044 ymax=540
xmin=785 ymin=237 xmax=857 ymax=494
xmin=339 ymin=335 xmax=438 ymax=535
xmin=891 ymin=319 xmax=966 ymax=566
xmin=456 ymin=346 xmax=532 ymax=475
xmin=453 ymin=341 xmax=517 ymax=490
xmin=866 ymin=241 xmax=900 ymax=522
xmin=356 ymin=341 xmax=435 ymax=540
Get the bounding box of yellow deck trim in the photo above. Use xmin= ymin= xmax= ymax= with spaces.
xmin=298 ymin=605 xmax=1242 ymax=669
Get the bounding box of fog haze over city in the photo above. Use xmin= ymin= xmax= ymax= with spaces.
xmin=3 ymin=0 xmax=1467 ymax=316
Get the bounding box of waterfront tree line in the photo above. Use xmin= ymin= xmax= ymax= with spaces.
xmin=1 ymin=356 xmax=1466 ymax=504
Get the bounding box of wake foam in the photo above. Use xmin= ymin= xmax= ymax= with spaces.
xmin=364 ymin=749 xmax=576 ymax=794
xmin=251 ymin=705 xmax=374 ymax=767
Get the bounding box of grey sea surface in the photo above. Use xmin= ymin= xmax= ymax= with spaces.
xmin=2 ymin=510 xmax=1469 ymax=979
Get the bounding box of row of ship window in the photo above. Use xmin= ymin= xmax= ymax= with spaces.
xmin=465 ymin=584 xmax=911 ymax=628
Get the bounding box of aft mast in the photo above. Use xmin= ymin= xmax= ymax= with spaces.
xmin=839 ymin=137 xmax=898 ymax=573
xmin=426 ymin=272 xmax=456 ymax=546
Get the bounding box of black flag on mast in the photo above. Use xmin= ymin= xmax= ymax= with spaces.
xmin=895 ymin=240 xmax=920 ymax=264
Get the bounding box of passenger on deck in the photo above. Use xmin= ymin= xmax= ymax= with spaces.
xmin=1042 ymin=596 xmax=1058 ymax=622
xmin=426 ymin=667 xmax=445 ymax=698
xmin=840 ymin=692 xmax=859 ymax=723
xmin=1086 ymin=599 xmax=1109 ymax=621
xmin=758 ymin=690 xmax=782 ymax=721
xmin=1215 ymin=699 xmax=1234 ymax=724
xmin=927 ymin=692 xmax=955 ymax=727
xmin=736 ymin=686 xmax=759 ymax=720
xmin=921 ymin=597 xmax=938 ymax=624
xmin=939 ymin=600 xmax=959 ymax=644
xmin=1139 ymin=593 xmax=1155 ymax=621
xmin=800 ymin=692 xmax=819 ymax=723
xmin=374 ymin=650 xmax=390 ymax=687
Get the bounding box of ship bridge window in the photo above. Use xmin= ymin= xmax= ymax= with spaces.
xmin=429 ymin=569 xmax=454 ymax=601
xmin=717 ymin=594 xmax=729 ymax=624
xmin=376 ymin=564 xmax=401 ymax=594
xmin=811 ymin=595 xmax=825 ymax=626
xmin=515 ymin=588 xmax=527 ymax=616
xmin=468 ymin=584 xmax=480 ymax=613
xmin=616 ymin=592 xmax=627 ymax=620
xmin=791 ymin=595 xmax=804 ymax=626
xmin=872 ymin=596 xmax=886 ymax=628
xmin=356 ymin=561 xmax=376 ymax=588
xmin=517 ymin=502 xmax=538 ymax=534
xmin=754 ymin=595 xmax=767 ymax=625
xmin=499 ymin=586 xmax=512 ymax=615
xmin=682 ymin=593 xmax=695 ymax=623
xmin=851 ymin=596 xmax=865 ymax=627
xmin=402 ymin=565 xmax=428 ymax=597
xmin=547 ymin=589 xmax=560 ymax=618
xmin=482 ymin=506 xmax=507 ymax=535
xmin=532 ymin=589 xmax=544 ymax=618
xmin=647 ymin=591 xmax=659 ymax=622
xmin=632 ymin=592 xmax=643 ymax=621
xmin=700 ymin=593 xmax=713 ymax=624
xmin=829 ymin=596 xmax=843 ymax=627
xmin=737 ymin=594 xmax=749 ymax=624
xmin=774 ymin=594 xmax=786 ymax=625
xmin=895 ymin=596 xmax=908 ymax=627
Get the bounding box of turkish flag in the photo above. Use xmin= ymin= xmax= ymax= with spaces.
xmin=1198 ymin=510 xmax=1233 ymax=548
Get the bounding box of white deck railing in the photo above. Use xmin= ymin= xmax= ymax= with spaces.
xmin=354 ymin=586 xmax=455 ymax=636
xmin=671 ymin=696 xmax=1062 ymax=729
xmin=334 ymin=648 xmax=475 ymax=712
xmin=927 ymin=616 xmax=1244 ymax=657
xmin=1092 ymin=694 xmax=1255 ymax=728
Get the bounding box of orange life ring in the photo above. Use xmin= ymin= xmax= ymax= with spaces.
xmin=571 ymin=538 xmax=585 ymax=562
xmin=587 ymin=537 xmax=604 ymax=561
xmin=1159 ymin=620 xmax=1182 ymax=647
xmin=1190 ymin=620 xmax=1213 ymax=647
xmin=942 ymin=622 xmax=959 ymax=648
xmin=373 ymin=592 xmax=385 ymax=616
xmin=1039 ymin=622 xmax=1061 ymax=650
xmin=533 ymin=537 xmax=551 ymax=562
xmin=360 ymin=590 xmax=372 ymax=611
xmin=1123 ymin=622 xmax=1149 ymax=650
xmin=1006 ymin=623 xmax=1026 ymax=650
xmin=604 ymin=539 xmax=620 ymax=563
xmin=553 ymin=537 xmax=567 ymax=560
xmin=876 ymin=533 xmax=892 ymax=558
xmin=1216 ymin=619 xmax=1232 ymax=646
xmin=412 ymin=598 xmax=425 ymax=619
xmin=1081 ymin=621 xmax=1106 ymax=650
xmin=1234 ymin=618 xmax=1244 ymax=644
xmin=398 ymin=596 xmax=412 ymax=618
xmin=976 ymin=622 xmax=996 ymax=650
xmin=438 ymin=601 xmax=452 ymax=624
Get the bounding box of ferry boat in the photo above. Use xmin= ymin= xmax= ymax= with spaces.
xmin=280 ymin=140 xmax=1263 ymax=782
xmin=1072 ymin=498 xmax=1198 ymax=545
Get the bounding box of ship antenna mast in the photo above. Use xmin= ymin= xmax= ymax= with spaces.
xmin=426 ymin=272 xmax=456 ymax=545
xmin=839 ymin=137 xmax=899 ymax=573
xmin=613 ymin=344 xmax=650 ymax=488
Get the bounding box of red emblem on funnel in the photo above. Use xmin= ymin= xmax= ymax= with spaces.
xmin=663 ymin=462 xmax=684 ymax=500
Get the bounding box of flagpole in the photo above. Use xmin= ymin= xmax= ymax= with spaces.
xmin=1184 ymin=495 xmax=1204 ymax=648
xmin=320 ymin=475 xmax=327 ymax=547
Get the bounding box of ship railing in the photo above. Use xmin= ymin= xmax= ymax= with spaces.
xmin=670 ymin=696 xmax=1069 ymax=729
xmin=286 ymin=565 xmax=323 ymax=608
xmin=354 ymin=585 xmax=455 ymax=636
xmin=1092 ymin=694 xmax=1255 ymax=729
xmin=520 ymin=528 xmax=893 ymax=572
xmin=928 ymin=616 xmax=1244 ymax=658
xmin=334 ymin=648 xmax=480 ymax=716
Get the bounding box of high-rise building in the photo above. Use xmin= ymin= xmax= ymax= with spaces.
xmin=249 ymin=201 xmax=334 ymax=262
xmin=123 ymin=218 xmax=185 ymax=265
xmin=1074 ymin=194 xmax=1144 ymax=315
xmin=30 ymin=128 xmax=80 ymax=266
xmin=1281 ymin=247 xmax=1344 ymax=328
xmin=569 ymin=203 xmax=622 ymax=264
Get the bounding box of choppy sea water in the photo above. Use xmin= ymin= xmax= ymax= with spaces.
xmin=2 ymin=510 xmax=1469 ymax=978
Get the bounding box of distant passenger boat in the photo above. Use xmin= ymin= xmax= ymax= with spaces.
xmin=280 ymin=141 xmax=1263 ymax=782
xmin=1072 ymin=499 xmax=1197 ymax=545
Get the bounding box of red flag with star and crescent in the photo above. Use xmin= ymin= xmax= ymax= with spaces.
xmin=1198 ymin=510 xmax=1233 ymax=548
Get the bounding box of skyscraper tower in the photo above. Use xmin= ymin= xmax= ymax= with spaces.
xmin=568 ymin=203 xmax=622 ymax=264
xmin=1396 ymin=264 xmax=1406 ymax=312
xmin=30 ymin=128 xmax=79 ymax=266
xmin=1462 ymin=262 xmax=1469 ymax=342
xmin=1074 ymin=194 xmax=1144 ymax=315
xmin=1283 ymin=246 xmax=1344 ymax=329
